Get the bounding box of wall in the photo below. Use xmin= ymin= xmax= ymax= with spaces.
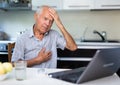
xmin=0 ymin=10 xmax=120 ymax=41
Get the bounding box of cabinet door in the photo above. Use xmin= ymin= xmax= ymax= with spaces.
xmin=63 ymin=0 xmax=94 ymax=10
xmin=32 ymin=0 xmax=62 ymax=10
xmin=94 ymin=0 xmax=120 ymax=9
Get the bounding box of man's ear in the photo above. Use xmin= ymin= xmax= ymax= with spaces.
xmin=34 ymin=13 xmax=37 ymax=21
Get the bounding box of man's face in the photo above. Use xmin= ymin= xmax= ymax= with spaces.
xmin=36 ymin=8 xmax=54 ymax=34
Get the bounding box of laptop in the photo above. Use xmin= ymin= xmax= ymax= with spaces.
xmin=48 ymin=48 xmax=120 ymax=84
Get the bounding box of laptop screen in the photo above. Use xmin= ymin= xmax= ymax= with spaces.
xmin=77 ymin=48 xmax=120 ymax=83
xmin=48 ymin=48 xmax=120 ymax=84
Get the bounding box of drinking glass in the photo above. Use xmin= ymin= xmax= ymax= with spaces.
xmin=14 ymin=60 xmax=27 ymax=81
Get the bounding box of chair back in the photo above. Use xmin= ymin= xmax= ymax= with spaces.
xmin=8 ymin=42 xmax=15 ymax=62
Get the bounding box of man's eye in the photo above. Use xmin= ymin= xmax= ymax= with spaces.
xmin=44 ymin=17 xmax=47 ymax=20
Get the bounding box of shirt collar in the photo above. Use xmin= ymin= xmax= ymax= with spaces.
xmin=29 ymin=25 xmax=49 ymax=38
xmin=29 ymin=27 xmax=34 ymax=38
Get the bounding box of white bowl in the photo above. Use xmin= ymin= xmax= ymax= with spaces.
xmin=0 ymin=72 xmax=10 ymax=81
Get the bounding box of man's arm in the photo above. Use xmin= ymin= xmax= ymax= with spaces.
xmin=49 ymin=8 xmax=77 ymax=51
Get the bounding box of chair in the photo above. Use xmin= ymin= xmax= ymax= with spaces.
xmin=8 ymin=42 xmax=15 ymax=62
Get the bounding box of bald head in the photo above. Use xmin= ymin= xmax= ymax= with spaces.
xmin=36 ymin=5 xmax=50 ymax=15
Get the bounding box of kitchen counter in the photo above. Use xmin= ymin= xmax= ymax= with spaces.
xmin=75 ymin=39 xmax=120 ymax=49
xmin=0 ymin=40 xmax=120 ymax=46
xmin=0 ymin=40 xmax=120 ymax=54
xmin=0 ymin=40 xmax=15 ymax=44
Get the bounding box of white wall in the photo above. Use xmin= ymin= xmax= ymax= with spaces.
xmin=0 ymin=10 xmax=120 ymax=41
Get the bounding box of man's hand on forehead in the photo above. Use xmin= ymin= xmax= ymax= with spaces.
xmin=48 ymin=8 xmax=58 ymax=20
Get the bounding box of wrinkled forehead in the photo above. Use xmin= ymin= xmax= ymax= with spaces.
xmin=41 ymin=7 xmax=54 ymax=20
xmin=42 ymin=6 xmax=50 ymax=11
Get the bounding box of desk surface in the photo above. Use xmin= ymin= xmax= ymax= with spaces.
xmin=0 ymin=68 xmax=120 ymax=85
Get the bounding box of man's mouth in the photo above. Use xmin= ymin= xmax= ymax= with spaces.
xmin=42 ymin=26 xmax=48 ymax=31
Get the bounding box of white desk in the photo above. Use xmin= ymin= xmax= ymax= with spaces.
xmin=0 ymin=68 xmax=120 ymax=85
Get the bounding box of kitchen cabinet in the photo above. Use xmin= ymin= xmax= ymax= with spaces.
xmin=0 ymin=41 xmax=14 ymax=62
xmin=57 ymin=48 xmax=96 ymax=68
xmin=94 ymin=0 xmax=120 ymax=9
xmin=0 ymin=53 xmax=8 ymax=62
xmin=0 ymin=0 xmax=31 ymax=11
xmin=63 ymin=0 xmax=94 ymax=10
xmin=31 ymin=0 xmax=120 ymax=11
xmin=32 ymin=0 xmax=63 ymax=10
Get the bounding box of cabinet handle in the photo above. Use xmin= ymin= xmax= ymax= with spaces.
xmin=57 ymin=57 xmax=92 ymax=61
xmin=101 ymin=4 xmax=120 ymax=7
xmin=50 ymin=6 xmax=57 ymax=8
xmin=36 ymin=6 xmax=58 ymax=9
xmin=68 ymin=5 xmax=90 ymax=8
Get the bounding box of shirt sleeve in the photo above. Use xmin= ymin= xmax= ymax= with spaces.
xmin=11 ymin=37 xmax=25 ymax=62
xmin=56 ymin=32 xmax=66 ymax=50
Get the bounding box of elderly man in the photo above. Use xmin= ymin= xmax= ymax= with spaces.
xmin=11 ymin=5 xmax=77 ymax=68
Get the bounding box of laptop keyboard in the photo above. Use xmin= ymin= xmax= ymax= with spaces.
xmin=48 ymin=67 xmax=86 ymax=83
xmin=60 ymin=69 xmax=84 ymax=83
